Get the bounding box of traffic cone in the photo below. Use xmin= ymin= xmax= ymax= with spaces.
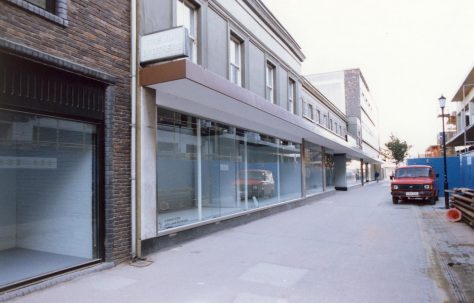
xmin=446 ymin=208 xmax=462 ymax=222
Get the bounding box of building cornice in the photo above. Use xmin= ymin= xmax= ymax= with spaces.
xmin=240 ymin=0 xmax=305 ymax=62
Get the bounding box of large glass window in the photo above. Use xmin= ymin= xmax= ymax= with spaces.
xmin=279 ymin=141 xmax=302 ymax=201
xmin=156 ymin=109 xmax=302 ymax=231
xmin=346 ymin=159 xmax=361 ymax=187
xmin=0 ymin=110 xmax=98 ymax=289
xmin=304 ymin=143 xmax=323 ymax=195
xmin=156 ymin=110 xmax=199 ymax=229
xmin=325 ymin=153 xmax=335 ymax=189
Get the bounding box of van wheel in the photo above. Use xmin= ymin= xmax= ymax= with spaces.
xmin=429 ymin=196 xmax=436 ymax=205
xmin=392 ymin=197 xmax=398 ymax=204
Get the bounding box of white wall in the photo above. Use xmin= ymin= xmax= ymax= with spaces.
xmin=306 ymin=71 xmax=346 ymax=115
xmin=16 ymin=149 xmax=94 ymax=259
xmin=215 ymin=0 xmax=302 ymax=73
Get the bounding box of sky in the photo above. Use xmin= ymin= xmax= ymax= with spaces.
xmin=263 ymin=0 xmax=474 ymax=156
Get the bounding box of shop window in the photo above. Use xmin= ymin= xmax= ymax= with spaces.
xmin=0 ymin=110 xmax=99 ymax=289
xmin=156 ymin=108 xmax=302 ymax=231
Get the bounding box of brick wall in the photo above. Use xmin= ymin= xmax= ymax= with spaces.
xmin=0 ymin=0 xmax=131 ymax=263
xmin=344 ymin=69 xmax=361 ymax=118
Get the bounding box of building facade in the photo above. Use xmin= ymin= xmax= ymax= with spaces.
xmin=136 ymin=0 xmax=380 ymax=256
xmin=447 ymin=66 xmax=474 ymax=151
xmin=0 ymin=0 xmax=131 ymax=292
xmin=306 ymin=69 xmax=382 ymax=181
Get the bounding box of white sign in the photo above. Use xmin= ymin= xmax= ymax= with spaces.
xmin=0 ymin=156 xmax=57 ymax=169
xmin=140 ymin=27 xmax=189 ymax=64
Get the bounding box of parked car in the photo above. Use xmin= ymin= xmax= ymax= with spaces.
xmin=238 ymin=169 xmax=275 ymax=199
xmin=390 ymin=165 xmax=439 ymax=205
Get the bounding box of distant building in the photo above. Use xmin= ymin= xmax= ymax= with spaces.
xmin=306 ymin=69 xmax=382 ymax=181
xmin=447 ymin=66 xmax=474 ymax=152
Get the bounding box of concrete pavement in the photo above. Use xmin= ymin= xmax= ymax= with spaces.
xmin=8 ymin=182 xmax=467 ymax=302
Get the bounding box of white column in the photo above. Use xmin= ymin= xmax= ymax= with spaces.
xmin=197 ymin=119 xmax=202 ymax=221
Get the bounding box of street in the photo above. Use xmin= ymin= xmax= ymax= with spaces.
xmin=10 ymin=182 xmax=464 ymax=303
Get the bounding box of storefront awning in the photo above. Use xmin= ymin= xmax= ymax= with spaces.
xmin=140 ymin=60 xmax=380 ymax=163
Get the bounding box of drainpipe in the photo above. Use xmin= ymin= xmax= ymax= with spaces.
xmin=131 ymin=0 xmax=137 ymax=259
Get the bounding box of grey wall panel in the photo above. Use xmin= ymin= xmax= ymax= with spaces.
xmin=0 ymin=170 xmax=17 ymax=250
xmin=278 ymin=68 xmax=288 ymax=109
xmin=248 ymin=43 xmax=265 ymax=98
xmin=206 ymin=9 xmax=228 ymax=78
xmin=141 ymin=0 xmax=173 ymax=35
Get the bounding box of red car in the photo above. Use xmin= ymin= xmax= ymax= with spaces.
xmin=390 ymin=165 xmax=439 ymax=205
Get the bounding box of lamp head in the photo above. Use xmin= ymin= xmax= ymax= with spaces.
xmin=438 ymin=95 xmax=446 ymax=109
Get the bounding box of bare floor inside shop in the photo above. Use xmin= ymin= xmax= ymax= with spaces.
xmin=0 ymin=248 xmax=90 ymax=287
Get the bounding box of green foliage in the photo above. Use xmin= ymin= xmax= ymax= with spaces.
xmin=384 ymin=135 xmax=410 ymax=166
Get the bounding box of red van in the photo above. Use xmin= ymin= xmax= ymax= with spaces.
xmin=390 ymin=165 xmax=439 ymax=204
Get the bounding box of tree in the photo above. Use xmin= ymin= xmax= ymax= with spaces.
xmin=383 ymin=135 xmax=410 ymax=166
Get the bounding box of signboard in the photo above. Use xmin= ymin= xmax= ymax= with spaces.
xmin=0 ymin=156 xmax=57 ymax=169
xmin=140 ymin=27 xmax=189 ymax=64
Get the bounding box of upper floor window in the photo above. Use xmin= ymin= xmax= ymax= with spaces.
xmin=229 ymin=35 xmax=243 ymax=86
xmin=316 ymin=109 xmax=321 ymax=124
xmin=7 ymin=0 xmax=68 ymax=26
xmin=177 ymin=0 xmax=198 ymax=63
xmin=288 ymin=79 xmax=296 ymax=114
xmin=265 ymin=62 xmax=276 ymax=103
xmin=335 ymin=122 xmax=338 ymax=133
xmin=308 ymin=104 xmax=314 ymax=120
xmin=329 ymin=119 xmax=333 ymax=130
xmin=26 ymin=0 xmax=55 ymax=13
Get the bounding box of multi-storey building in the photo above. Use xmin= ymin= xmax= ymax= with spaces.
xmin=0 ymin=0 xmax=131 ymax=293
xmin=1 ymin=0 xmax=383 ymax=295
xmin=306 ymin=69 xmax=382 ymax=181
xmin=136 ymin=0 xmax=380 ymax=256
xmin=447 ymin=66 xmax=474 ymax=151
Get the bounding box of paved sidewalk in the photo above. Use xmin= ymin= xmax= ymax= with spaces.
xmin=7 ymin=182 xmax=464 ymax=303
xmin=416 ymin=204 xmax=474 ymax=303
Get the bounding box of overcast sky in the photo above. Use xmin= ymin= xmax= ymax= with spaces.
xmin=263 ymin=0 xmax=474 ymax=156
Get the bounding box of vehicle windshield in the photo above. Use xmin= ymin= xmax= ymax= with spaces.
xmin=246 ymin=171 xmax=266 ymax=180
xmin=395 ymin=167 xmax=430 ymax=178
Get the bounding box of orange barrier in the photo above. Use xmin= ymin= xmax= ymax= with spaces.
xmin=446 ymin=208 xmax=462 ymax=222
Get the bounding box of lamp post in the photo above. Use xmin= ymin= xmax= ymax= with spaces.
xmin=438 ymin=95 xmax=449 ymax=209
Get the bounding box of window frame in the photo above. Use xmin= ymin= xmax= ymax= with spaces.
xmin=177 ymin=0 xmax=199 ymax=64
xmin=288 ymin=78 xmax=296 ymax=114
xmin=229 ymin=33 xmax=243 ymax=86
xmin=265 ymin=61 xmax=276 ymax=103
xmin=6 ymin=0 xmax=68 ymax=26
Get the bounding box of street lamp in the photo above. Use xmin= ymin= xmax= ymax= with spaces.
xmin=438 ymin=95 xmax=449 ymax=209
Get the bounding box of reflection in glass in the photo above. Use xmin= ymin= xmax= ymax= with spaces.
xmin=156 ymin=109 xmax=199 ymax=230
xmin=156 ymin=109 xmax=303 ymax=231
xmin=0 ymin=110 xmax=97 ymax=288
xmin=305 ymin=143 xmax=323 ymax=195
xmin=346 ymin=159 xmax=361 ymax=186
xmin=325 ymin=153 xmax=335 ymax=189
xmin=279 ymin=141 xmax=301 ymax=200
